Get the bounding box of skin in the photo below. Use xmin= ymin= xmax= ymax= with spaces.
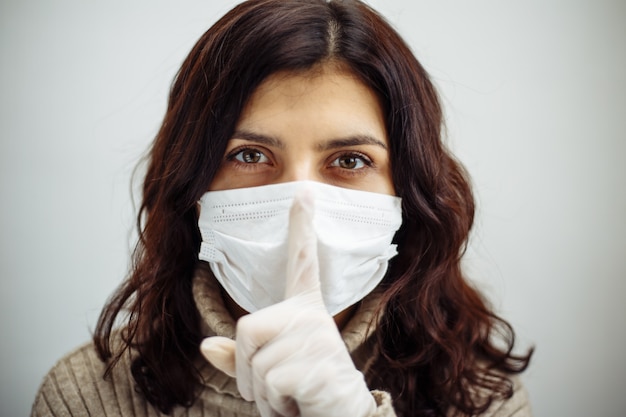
xmin=209 ymin=63 xmax=395 ymax=329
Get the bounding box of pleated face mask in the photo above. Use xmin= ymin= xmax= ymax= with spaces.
xmin=197 ymin=180 xmax=403 ymax=315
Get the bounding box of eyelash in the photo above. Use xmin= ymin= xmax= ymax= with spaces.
xmin=225 ymin=146 xmax=374 ymax=173
xmin=328 ymin=151 xmax=373 ymax=171
xmin=226 ymin=146 xmax=271 ymax=166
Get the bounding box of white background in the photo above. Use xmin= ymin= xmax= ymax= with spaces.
xmin=1 ymin=1 xmax=625 ymax=416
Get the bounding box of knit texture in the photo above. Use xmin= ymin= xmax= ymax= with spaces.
xmin=31 ymin=265 xmax=532 ymax=416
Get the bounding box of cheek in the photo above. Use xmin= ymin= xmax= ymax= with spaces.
xmin=208 ymin=166 xmax=275 ymax=191
xmin=208 ymin=165 xmax=244 ymax=191
xmin=369 ymin=156 xmax=395 ymax=196
xmin=207 ymin=169 xmax=228 ymax=191
xmin=374 ymin=172 xmax=395 ymax=195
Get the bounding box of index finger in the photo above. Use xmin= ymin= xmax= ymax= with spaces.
xmin=284 ymin=186 xmax=321 ymax=299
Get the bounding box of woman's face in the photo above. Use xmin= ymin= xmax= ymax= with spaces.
xmin=209 ymin=65 xmax=394 ymax=195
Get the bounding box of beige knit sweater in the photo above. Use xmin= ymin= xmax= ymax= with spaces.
xmin=32 ymin=266 xmax=532 ymax=416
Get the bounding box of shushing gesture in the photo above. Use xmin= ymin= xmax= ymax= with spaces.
xmin=200 ymin=189 xmax=377 ymax=417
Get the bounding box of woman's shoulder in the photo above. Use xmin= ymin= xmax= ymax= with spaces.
xmin=31 ymin=337 xmax=145 ymax=417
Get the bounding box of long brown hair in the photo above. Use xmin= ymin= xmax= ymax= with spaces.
xmin=94 ymin=0 xmax=532 ymax=415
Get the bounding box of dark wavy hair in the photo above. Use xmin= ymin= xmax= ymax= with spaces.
xmin=94 ymin=0 xmax=532 ymax=415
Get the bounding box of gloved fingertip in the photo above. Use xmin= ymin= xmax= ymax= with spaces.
xmin=200 ymin=336 xmax=237 ymax=378
xmin=293 ymin=185 xmax=315 ymax=213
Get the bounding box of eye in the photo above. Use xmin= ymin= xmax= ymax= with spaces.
xmin=230 ymin=148 xmax=270 ymax=164
xmin=330 ymin=153 xmax=372 ymax=170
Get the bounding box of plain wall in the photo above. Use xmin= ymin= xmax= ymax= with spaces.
xmin=1 ymin=1 xmax=624 ymax=416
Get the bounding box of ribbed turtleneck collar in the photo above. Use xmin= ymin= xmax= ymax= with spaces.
xmin=191 ymin=262 xmax=384 ymax=353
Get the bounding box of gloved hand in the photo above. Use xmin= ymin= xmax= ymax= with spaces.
xmin=200 ymin=188 xmax=376 ymax=417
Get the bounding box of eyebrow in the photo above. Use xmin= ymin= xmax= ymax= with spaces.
xmin=231 ymin=130 xmax=285 ymax=149
xmin=231 ymin=129 xmax=388 ymax=151
xmin=317 ymin=135 xmax=388 ymax=151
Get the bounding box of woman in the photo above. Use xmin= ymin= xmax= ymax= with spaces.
xmin=32 ymin=0 xmax=533 ymax=416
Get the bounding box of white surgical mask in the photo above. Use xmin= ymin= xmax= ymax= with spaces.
xmin=197 ymin=181 xmax=402 ymax=315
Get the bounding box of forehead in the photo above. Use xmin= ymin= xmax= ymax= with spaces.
xmin=236 ymin=66 xmax=388 ymax=144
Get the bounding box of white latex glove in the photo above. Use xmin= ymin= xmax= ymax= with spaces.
xmin=200 ymin=188 xmax=376 ymax=417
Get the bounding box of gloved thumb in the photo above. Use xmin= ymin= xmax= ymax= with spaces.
xmin=200 ymin=336 xmax=237 ymax=377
